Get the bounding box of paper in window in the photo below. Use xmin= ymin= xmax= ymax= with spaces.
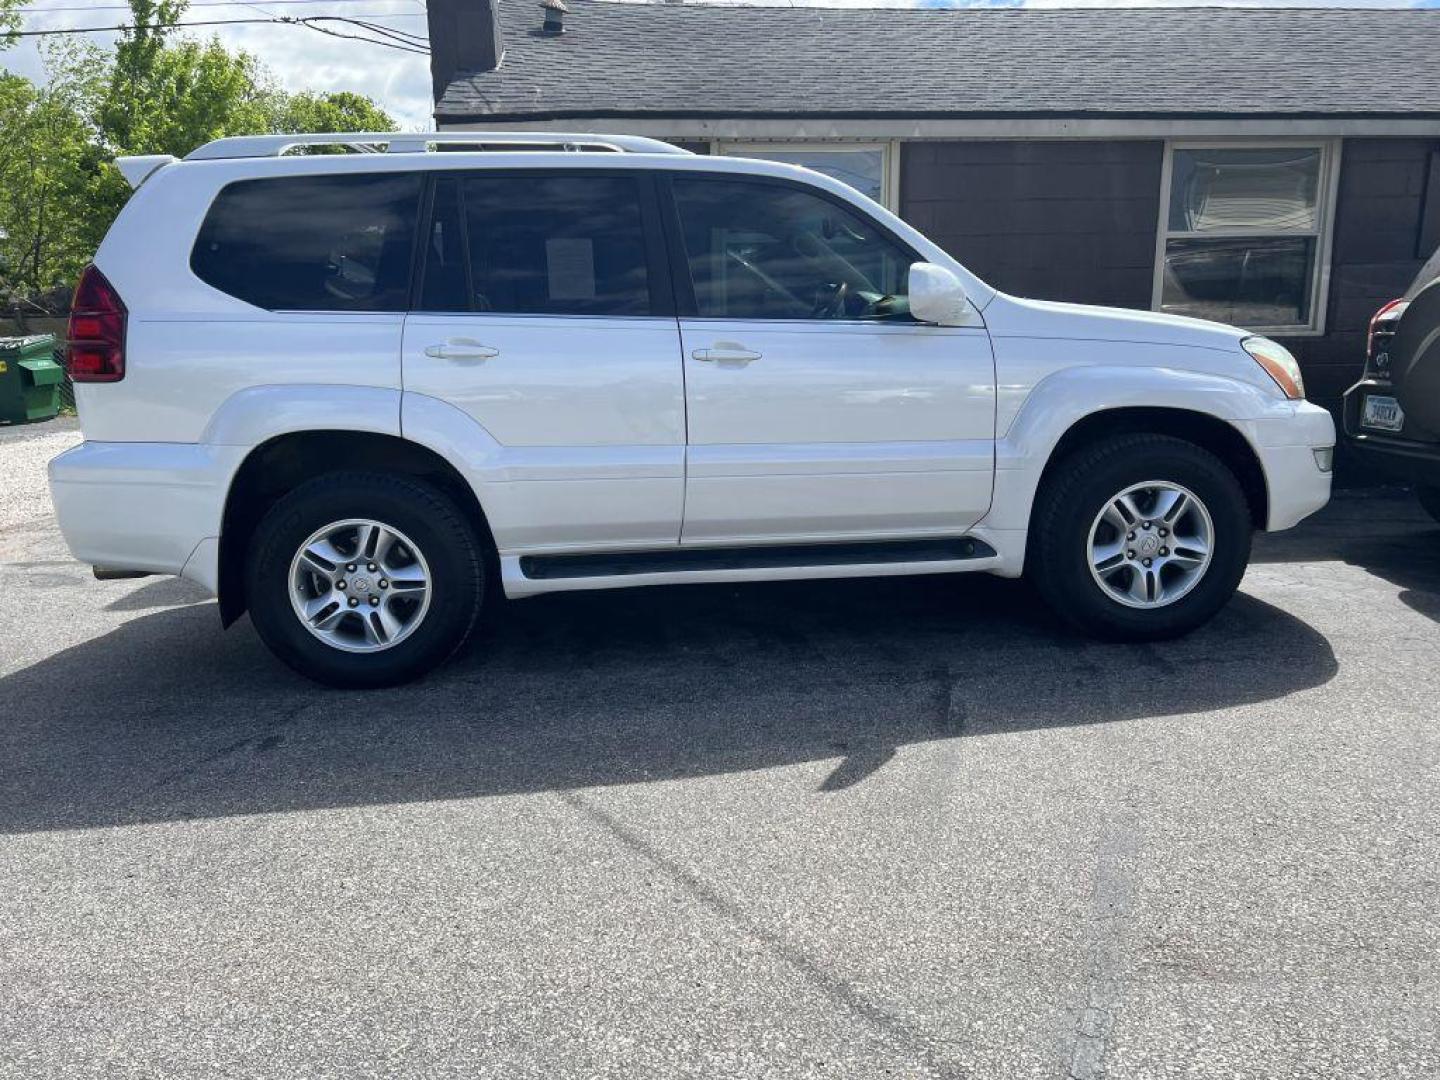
xmin=546 ymin=237 xmax=597 ymax=300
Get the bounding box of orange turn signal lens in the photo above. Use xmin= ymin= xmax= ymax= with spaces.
xmin=1243 ymin=337 xmax=1305 ymax=400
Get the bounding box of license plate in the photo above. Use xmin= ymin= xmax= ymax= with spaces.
xmin=1362 ymin=394 xmax=1405 ymax=432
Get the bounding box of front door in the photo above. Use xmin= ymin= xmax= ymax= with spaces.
xmin=666 ymin=174 xmax=996 ymax=545
xmin=402 ymin=170 xmax=685 ymax=554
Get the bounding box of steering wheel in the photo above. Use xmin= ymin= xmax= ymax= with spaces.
xmin=810 ymin=280 xmax=850 ymax=320
xmin=724 ymin=248 xmax=804 ymax=311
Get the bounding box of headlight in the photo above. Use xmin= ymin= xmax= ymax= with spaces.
xmin=1243 ymin=337 xmax=1305 ymax=400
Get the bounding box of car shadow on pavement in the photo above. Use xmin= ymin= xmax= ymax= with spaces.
xmin=0 ymin=572 xmax=1338 ymax=835
xmin=1252 ymin=493 xmax=1440 ymax=624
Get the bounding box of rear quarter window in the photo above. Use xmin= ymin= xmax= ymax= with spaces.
xmin=190 ymin=172 xmax=421 ymax=311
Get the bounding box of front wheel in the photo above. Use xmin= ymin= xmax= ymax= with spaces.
xmin=1028 ymin=434 xmax=1252 ymax=641
xmin=245 ymin=471 xmax=484 ymax=687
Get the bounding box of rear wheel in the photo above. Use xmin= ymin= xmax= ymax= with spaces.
xmin=1028 ymin=434 xmax=1252 ymax=641
xmin=1417 ymin=484 xmax=1440 ymax=525
xmin=246 ymin=471 xmax=484 ymax=687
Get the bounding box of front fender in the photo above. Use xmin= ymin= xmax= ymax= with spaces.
xmin=985 ymin=365 xmax=1287 ymax=534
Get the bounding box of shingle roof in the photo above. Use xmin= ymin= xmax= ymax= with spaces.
xmin=435 ymin=2 xmax=1440 ymax=121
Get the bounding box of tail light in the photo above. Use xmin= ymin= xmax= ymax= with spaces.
xmin=67 ymin=264 xmax=127 ymax=383
xmin=1366 ymin=297 xmax=1408 ymax=377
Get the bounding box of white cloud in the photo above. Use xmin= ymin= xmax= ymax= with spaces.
xmin=4 ymin=0 xmax=435 ymax=129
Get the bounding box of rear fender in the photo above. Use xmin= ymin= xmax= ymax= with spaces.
xmin=203 ymin=384 xmax=402 ymax=446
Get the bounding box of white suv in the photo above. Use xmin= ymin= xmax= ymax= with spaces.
xmin=49 ymin=132 xmax=1335 ymax=686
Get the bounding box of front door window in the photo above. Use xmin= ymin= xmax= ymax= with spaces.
xmin=671 ymin=177 xmax=914 ymax=322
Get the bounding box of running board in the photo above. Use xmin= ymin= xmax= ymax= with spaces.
xmin=519 ymin=537 xmax=997 ymax=581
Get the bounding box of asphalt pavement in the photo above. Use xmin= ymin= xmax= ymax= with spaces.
xmin=2 ymin=417 xmax=1437 ymax=1078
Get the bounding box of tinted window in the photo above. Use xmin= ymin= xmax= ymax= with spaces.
xmin=672 ymin=178 xmax=914 ymax=321
xmin=421 ymin=174 xmax=652 ymax=316
xmin=191 ymin=173 xmax=421 ymax=311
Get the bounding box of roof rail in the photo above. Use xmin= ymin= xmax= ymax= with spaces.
xmin=184 ymin=131 xmax=692 ymax=161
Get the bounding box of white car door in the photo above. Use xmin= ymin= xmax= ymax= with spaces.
xmin=666 ymin=174 xmax=995 ymax=545
xmin=401 ymin=170 xmax=685 ymax=554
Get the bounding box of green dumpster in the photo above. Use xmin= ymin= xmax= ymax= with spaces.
xmin=0 ymin=334 xmax=64 ymax=423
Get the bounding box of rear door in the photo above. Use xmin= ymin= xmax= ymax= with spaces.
xmin=401 ymin=169 xmax=685 ymax=553
xmin=664 ymin=174 xmax=996 ymax=545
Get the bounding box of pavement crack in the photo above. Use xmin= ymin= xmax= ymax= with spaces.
xmin=556 ymin=789 xmax=969 ymax=1079
xmin=139 ymin=702 xmax=315 ymax=799
xmin=1064 ymin=812 xmax=1141 ymax=1080
xmin=932 ymin=664 xmax=967 ymax=737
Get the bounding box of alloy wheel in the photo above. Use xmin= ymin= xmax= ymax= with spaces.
xmin=1086 ymin=481 xmax=1215 ymax=609
xmin=288 ymin=518 xmax=432 ymax=653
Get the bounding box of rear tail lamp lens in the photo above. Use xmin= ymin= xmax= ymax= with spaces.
xmin=1366 ymin=298 xmax=1408 ymax=370
xmin=67 ymin=264 xmax=127 ymax=383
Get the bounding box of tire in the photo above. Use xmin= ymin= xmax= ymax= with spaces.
xmin=1027 ymin=434 xmax=1252 ymax=641
xmin=1417 ymin=484 xmax=1440 ymax=525
xmin=245 ymin=471 xmax=484 ymax=688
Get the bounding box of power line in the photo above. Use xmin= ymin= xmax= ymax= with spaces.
xmin=12 ymin=13 xmax=430 ymax=50
xmin=15 ymin=15 xmax=281 ymax=32
xmin=290 ymin=15 xmax=428 ymax=51
xmin=17 ymin=0 xmax=424 ymax=11
xmin=346 ymin=16 xmax=426 ymax=42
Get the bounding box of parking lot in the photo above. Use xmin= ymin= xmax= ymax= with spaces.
xmin=2 ymin=419 xmax=1438 ymax=1079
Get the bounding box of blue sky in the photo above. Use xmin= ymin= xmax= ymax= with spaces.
xmin=4 ymin=0 xmax=1437 ymax=131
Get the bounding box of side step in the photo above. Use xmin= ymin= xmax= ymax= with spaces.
xmin=520 ymin=537 xmax=997 ymax=581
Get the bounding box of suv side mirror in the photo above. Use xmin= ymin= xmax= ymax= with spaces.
xmin=908 ymin=262 xmax=970 ymax=326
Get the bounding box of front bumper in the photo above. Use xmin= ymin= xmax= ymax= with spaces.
xmin=1239 ymin=400 xmax=1335 ymax=531
xmin=47 ymin=441 xmax=241 ymax=594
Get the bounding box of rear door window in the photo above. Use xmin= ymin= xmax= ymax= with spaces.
xmin=419 ymin=173 xmax=655 ymax=316
xmin=191 ymin=172 xmax=422 ymax=311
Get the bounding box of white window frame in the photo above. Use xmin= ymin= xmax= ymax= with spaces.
xmin=711 ymin=140 xmax=901 ymax=213
xmin=1151 ymin=138 xmax=1343 ymax=337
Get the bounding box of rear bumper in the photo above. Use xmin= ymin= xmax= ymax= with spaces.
xmin=47 ymin=441 xmax=238 ymax=593
xmin=1241 ymin=401 xmax=1335 ymax=531
xmin=1342 ymin=379 xmax=1440 ymax=488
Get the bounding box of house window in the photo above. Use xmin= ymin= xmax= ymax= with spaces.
xmin=714 ymin=142 xmax=897 ymax=211
xmin=1154 ymin=141 xmax=1340 ymax=335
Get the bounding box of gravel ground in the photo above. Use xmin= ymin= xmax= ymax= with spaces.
xmin=1 ymin=420 xmax=1438 ymax=1079
xmin=0 ymin=417 xmax=78 ymax=541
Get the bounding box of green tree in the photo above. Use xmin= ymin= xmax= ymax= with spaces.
xmin=100 ymin=0 xmax=277 ymax=157
xmin=1 ymin=0 xmax=396 ymax=317
xmin=2 ymin=0 xmax=20 ymax=50
xmin=269 ymin=90 xmax=395 ymax=135
xmin=0 ymin=46 xmax=106 ymax=306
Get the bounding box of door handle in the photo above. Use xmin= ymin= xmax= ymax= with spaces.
xmin=424 ymin=339 xmax=499 ymax=360
xmin=691 ymin=342 xmax=761 ymax=364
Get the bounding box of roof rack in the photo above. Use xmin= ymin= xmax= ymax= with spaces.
xmin=184 ymin=131 xmax=691 ymax=161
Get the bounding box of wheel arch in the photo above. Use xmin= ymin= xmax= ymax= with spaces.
xmin=218 ymin=430 xmax=495 ymax=627
xmin=1032 ymin=406 xmax=1269 ymax=533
